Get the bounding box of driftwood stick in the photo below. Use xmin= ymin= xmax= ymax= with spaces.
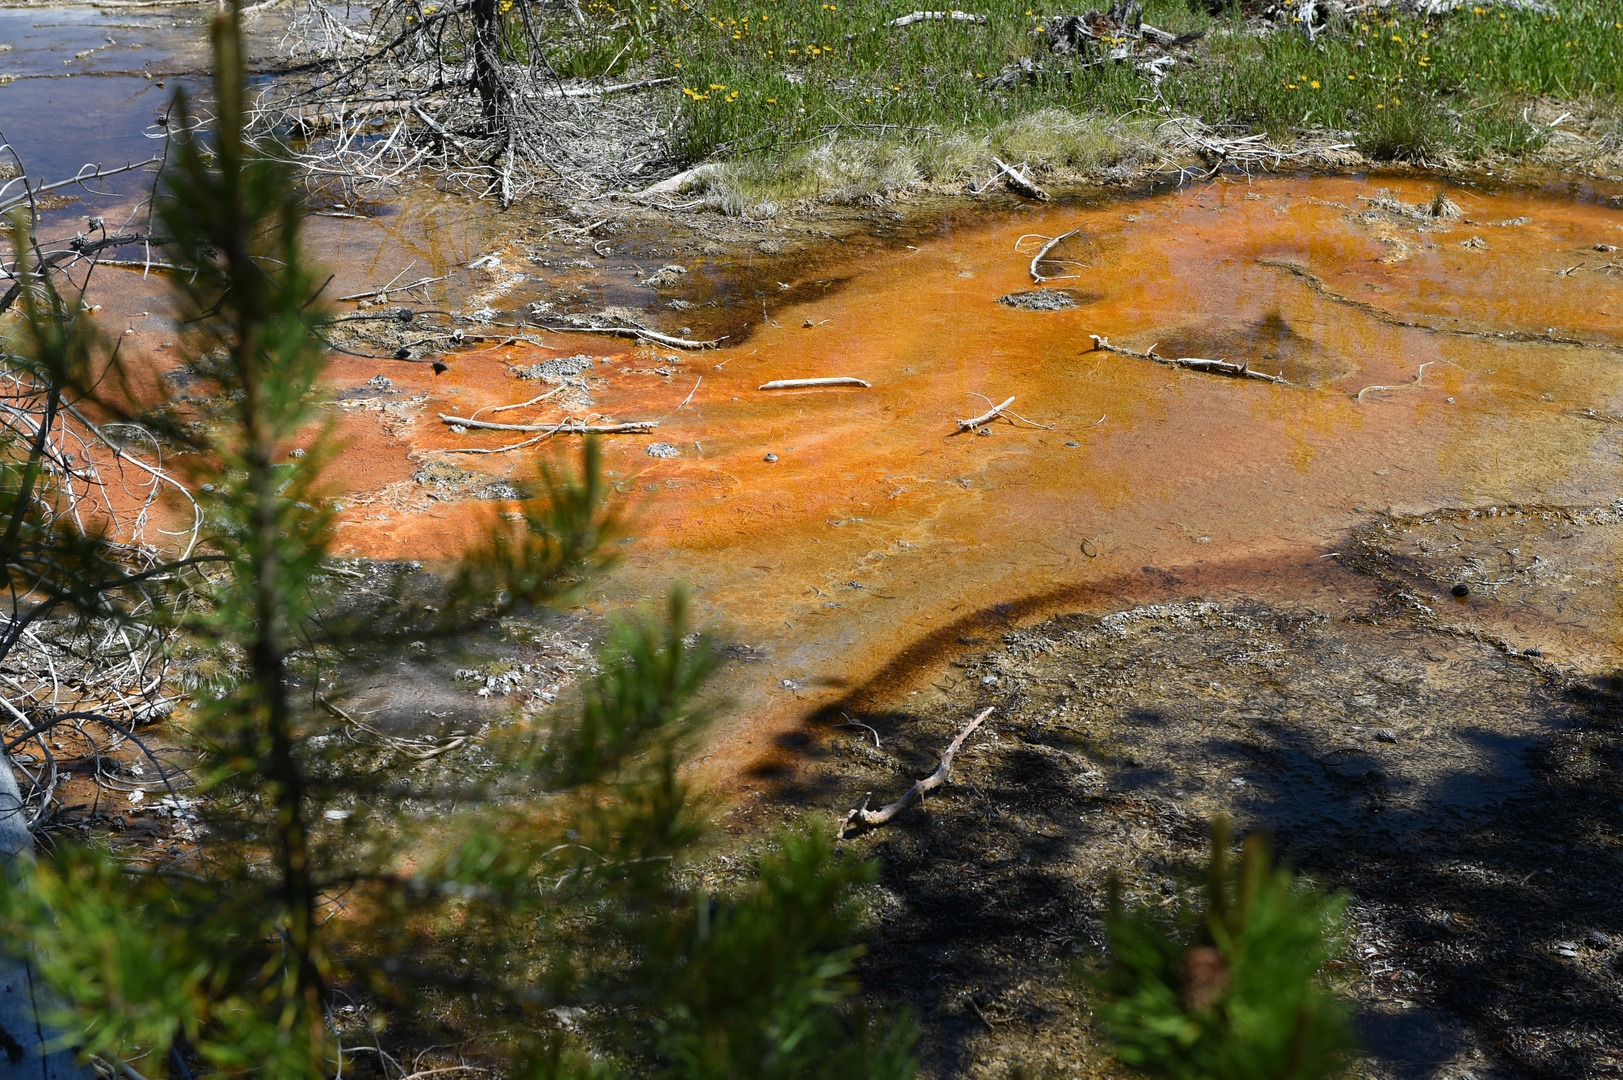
xmin=993 ymin=157 xmax=1050 ymax=202
xmin=758 ymin=377 xmax=871 ymax=390
xmin=1030 ymin=229 xmax=1079 ymax=283
xmin=1088 ymin=335 xmax=1291 ymax=384
xmin=439 ymin=414 xmax=656 ymax=433
xmin=838 ymin=707 xmax=995 ymax=836
xmin=957 ymin=396 xmax=1015 ymax=432
xmin=536 ymin=325 xmax=723 ymax=349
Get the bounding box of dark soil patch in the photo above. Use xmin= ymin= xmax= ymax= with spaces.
xmin=797 ymin=522 xmax=1623 ymax=1079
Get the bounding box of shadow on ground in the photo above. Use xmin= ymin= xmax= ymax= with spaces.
xmin=758 ymin=511 xmax=1623 ymax=1080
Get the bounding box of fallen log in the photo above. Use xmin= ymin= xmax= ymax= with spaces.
xmin=838 ymin=707 xmax=995 ymax=836
xmin=993 ymin=157 xmax=1050 ymax=202
xmin=439 ymin=414 xmax=656 ymax=433
xmin=957 ymin=396 xmax=1015 ymax=431
xmin=758 ymin=377 xmax=871 ymax=390
xmin=1088 ymin=335 xmax=1290 ymax=384
xmin=631 ymin=164 xmax=714 ymax=197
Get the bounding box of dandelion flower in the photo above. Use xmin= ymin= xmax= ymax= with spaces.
xmin=1310 ymin=79 xmax=1320 ymax=88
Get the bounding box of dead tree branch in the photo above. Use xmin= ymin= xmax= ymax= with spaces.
xmin=1088 ymin=335 xmax=1291 ymax=384
xmin=838 ymin=707 xmax=995 ymax=836
xmin=957 ymin=396 xmax=1015 ymax=431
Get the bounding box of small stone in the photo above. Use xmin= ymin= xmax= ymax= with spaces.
xmin=1375 ymin=728 xmax=1398 ymax=743
xmin=976 ymin=427 xmax=992 ymax=436
xmin=1065 ymin=441 xmax=1080 ymax=447
xmin=645 ymin=442 xmax=681 ymax=459
xmin=1587 ymin=930 xmax=1613 ymax=949
xmin=1525 ymin=647 xmax=1542 ymax=657
xmin=763 ymin=452 xmax=779 ymax=463
xmin=1451 ymin=583 xmax=1470 ymax=598
xmin=1160 ymin=879 xmax=1177 ymax=896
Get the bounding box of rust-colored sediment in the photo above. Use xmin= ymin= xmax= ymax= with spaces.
xmin=102 ymin=176 xmax=1623 ymax=790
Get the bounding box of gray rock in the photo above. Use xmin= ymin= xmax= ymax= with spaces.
xmin=997 ymin=288 xmax=1079 ymax=311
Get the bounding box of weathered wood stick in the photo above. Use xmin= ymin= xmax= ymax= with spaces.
xmin=758 ymin=377 xmax=872 ymax=390
xmin=546 ymin=76 xmax=678 ymax=99
xmin=1030 ymin=229 xmax=1079 ymax=283
xmin=838 ymin=707 xmax=995 ymax=836
xmin=439 ymin=414 xmax=656 ymax=433
xmin=337 ymin=275 xmax=446 ymax=302
xmin=633 ymin=164 xmax=709 ymax=197
xmin=536 ymin=325 xmax=723 ymax=349
xmin=957 ymin=396 xmax=1015 ymax=431
xmin=993 ymin=157 xmax=1051 ymax=202
xmin=889 ymin=9 xmax=988 ymax=26
xmin=1088 ymin=335 xmax=1290 ymax=384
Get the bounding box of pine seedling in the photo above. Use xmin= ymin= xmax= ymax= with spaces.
xmin=1099 ymin=819 xmax=1356 ymax=1080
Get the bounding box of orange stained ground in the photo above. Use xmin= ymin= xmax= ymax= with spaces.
xmin=152 ymin=175 xmax=1623 ymax=783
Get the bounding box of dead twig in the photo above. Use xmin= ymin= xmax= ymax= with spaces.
xmin=466 ymin=387 xmax=566 ymax=421
xmin=336 ymin=274 xmax=447 ymax=302
xmin=439 ymin=414 xmax=655 ymax=434
xmin=758 ymin=377 xmax=871 ymax=390
xmin=1088 ymin=335 xmax=1291 ymax=384
xmin=1356 ymin=361 xmax=1435 ymax=403
xmin=1026 ymin=229 xmax=1079 ymax=283
xmin=957 ymin=396 xmax=1015 ymax=432
xmin=537 ymin=325 xmax=723 ymax=350
xmin=838 ymin=706 xmax=994 ymax=836
xmin=837 ymin=717 xmax=882 ymax=748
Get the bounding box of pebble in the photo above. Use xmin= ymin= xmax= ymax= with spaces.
xmin=1451 ymin=583 xmax=1470 ymax=598
xmin=1587 ymin=930 xmax=1613 ymax=949
xmin=1375 ymin=728 xmax=1398 ymax=743
xmin=763 ymin=452 xmax=779 ymax=463
xmin=1065 ymin=441 xmax=1080 ymax=447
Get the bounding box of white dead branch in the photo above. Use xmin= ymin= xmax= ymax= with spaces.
xmin=888 ymin=10 xmax=988 ymax=26
xmin=957 ymin=396 xmax=1016 ymax=431
xmin=758 ymin=377 xmax=871 ymax=390
xmin=838 ymin=707 xmax=995 ymax=836
xmin=438 ymin=414 xmax=656 ymax=434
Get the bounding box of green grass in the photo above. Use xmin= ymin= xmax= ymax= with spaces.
xmin=532 ymin=0 xmax=1623 ymax=174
